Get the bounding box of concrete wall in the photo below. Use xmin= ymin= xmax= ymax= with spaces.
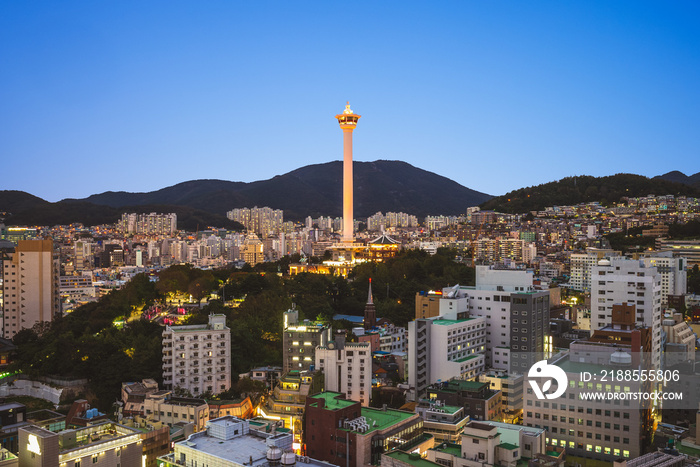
xmin=0 ymin=380 xmax=63 ymax=404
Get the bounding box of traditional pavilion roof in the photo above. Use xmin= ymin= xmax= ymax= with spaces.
xmin=368 ymin=233 xmax=399 ymax=244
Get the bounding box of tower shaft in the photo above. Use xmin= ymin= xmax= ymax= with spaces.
xmin=342 ymin=128 xmax=354 ymax=243
xmin=335 ymin=102 xmax=360 ymax=244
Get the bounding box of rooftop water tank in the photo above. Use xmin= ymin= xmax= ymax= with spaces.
xmin=610 ymin=350 xmax=632 ymax=366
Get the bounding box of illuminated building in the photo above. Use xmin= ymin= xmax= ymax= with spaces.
xmin=263 ymin=370 xmax=323 ymax=447
xmin=282 ymin=307 xmax=331 ymax=374
xmin=19 ymin=422 xmax=143 ymax=467
xmin=335 ymin=102 xmax=360 ymax=244
xmin=366 ymin=233 xmax=400 ymax=262
xmin=242 ymin=233 xmax=264 ymax=266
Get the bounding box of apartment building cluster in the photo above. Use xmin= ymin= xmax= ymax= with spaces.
xmin=366 ymin=211 xmax=419 ymax=231
xmin=409 ymin=266 xmax=550 ymax=400
xmin=118 ymin=212 xmax=177 ymax=236
xmin=227 ymin=206 xmax=286 ymax=236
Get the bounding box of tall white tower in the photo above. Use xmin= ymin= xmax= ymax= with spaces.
xmin=335 ymin=102 xmax=360 ymax=243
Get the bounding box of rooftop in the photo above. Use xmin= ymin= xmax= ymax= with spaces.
xmin=383 ymin=451 xmax=441 ymax=467
xmin=430 ymin=442 xmax=462 ymax=458
xmin=454 ymin=355 xmax=480 ymax=363
xmin=432 ymin=318 xmax=475 ymax=326
xmin=431 ymin=380 xmax=487 ymax=392
xmin=307 ymin=392 xmax=357 ymax=410
xmin=554 ymin=356 xmax=605 ymax=375
xmin=358 ymin=406 xmax=417 ymax=434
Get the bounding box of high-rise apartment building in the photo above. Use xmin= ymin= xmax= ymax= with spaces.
xmin=1 ymin=239 xmax=60 ymax=338
xmin=590 ymin=258 xmax=662 ymax=368
xmin=570 ymin=248 xmax=618 ymax=291
xmin=162 ymin=314 xmax=231 ymax=396
xmin=227 ymin=206 xmax=284 ymax=236
xmin=408 ymin=313 xmax=487 ymax=401
xmin=119 ymin=212 xmax=177 ymax=235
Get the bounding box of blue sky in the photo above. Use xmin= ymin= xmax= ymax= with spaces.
xmin=1 ymin=1 xmax=699 ymax=202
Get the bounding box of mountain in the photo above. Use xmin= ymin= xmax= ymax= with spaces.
xmin=0 ymin=190 xmax=51 ymax=214
xmin=0 ymin=160 xmax=492 ymax=227
xmin=655 ymin=171 xmax=700 ymax=188
xmin=68 ymin=160 xmax=493 ymax=219
xmin=0 ymin=198 xmax=243 ymax=231
xmin=480 ymin=173 xmax=700 ymax=214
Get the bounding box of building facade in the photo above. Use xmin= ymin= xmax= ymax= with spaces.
xmin=162 ymin=314 xmax=231 ymax=395
xmin=283 ymin=308 xmax=332 ymax=374
xmin=316 ymin=340 xmax=372 ymax=406
xmin=1 ymin=240 xmax=60 ymax=338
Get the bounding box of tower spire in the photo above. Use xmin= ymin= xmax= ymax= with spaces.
xmin=367 ymin=277 xmax=373 ymax=304
xmin=363 ymin=278 xmax=376 ymax=331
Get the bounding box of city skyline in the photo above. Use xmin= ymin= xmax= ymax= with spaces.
xmin=2 ymin=1 xmax=699 ymax=202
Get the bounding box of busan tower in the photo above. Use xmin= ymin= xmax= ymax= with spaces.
xmin=335 ymin=102 xmax=361 ymax=243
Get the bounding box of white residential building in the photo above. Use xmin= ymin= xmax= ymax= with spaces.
xmin=570 ymin=248 xmax=618 ymax=292
xmin=408 ymin=314 xmax=487 ymax=401
xmin=641 ymin=252 xmax=687 ymax=305
xmin=316 ymin=341 xmax=372 ymax=406
xmin=590 ymin=258 xmax=662 ymax=368
xmin=162 ymin=314 xmax=231 ymax=395
xmin=1 ymin=239 xmax=60 ymax=338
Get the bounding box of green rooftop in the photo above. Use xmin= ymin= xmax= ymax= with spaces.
xmin=383 ymin=451 xmax=441 ymax=467
xmin=308 ymin=392 xmax=357 ymax=410
xmin=359 ymin=406 xmax=417 ymax=434
xmin=429 ymin=404 xmax=462 ymax=414
xmin=432 ymin=318 xmax=474 ymax=326
xmin=678 ymin=443 xmax=700 ymax=459
xmin=430 ymin=442 xmax=462 ymax=457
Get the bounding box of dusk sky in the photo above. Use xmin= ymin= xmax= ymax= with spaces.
xmin=2 ymin=1 xmax=699 ymax=202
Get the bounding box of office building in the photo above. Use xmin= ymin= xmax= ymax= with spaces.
xmin=19 ymin=421 xmax=142 ymax=467
xmin=523 ymin=335 xmax=653 ymax=463
xmin=162 ymin=314 xmax=231 ymax=396
xmin=283 ymin=308 xmax=332 ymax=374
